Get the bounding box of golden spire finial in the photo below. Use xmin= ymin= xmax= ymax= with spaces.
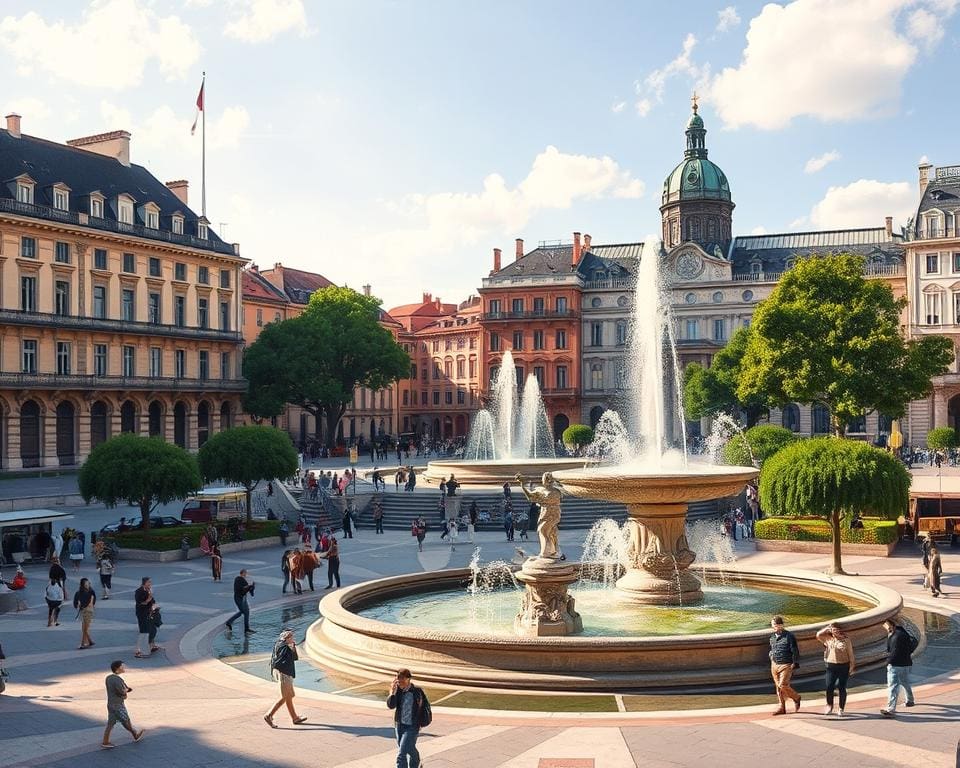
xmin=691 ymin=91 xmax=699 ymax=113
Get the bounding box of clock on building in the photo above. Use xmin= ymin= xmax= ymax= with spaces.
xmin=675 ymin=249 xmax=703 ymax=279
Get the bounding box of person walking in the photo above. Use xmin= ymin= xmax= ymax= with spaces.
xmin=49 ymin=556 xmax=66 ymax=592
xmin=468 ymin=500 xmax=478 ymax=544
xmin=342 ymin=505 xmax=354 ymax=539
xmin=73 ymin=577 xmax=96 ymax=649
xmin=281 ymin=550 xmax=294 ymax=594
xmin=927 ymin=541 xmax=943 ymax=597
xmin=45 ymin=577 xmax=64 ymax=627
xmin=264 ymin=629 xmax=308 ymax=726
xmin=134 ymin=577 xmax=160 ymax=658
xmin=319 ymin=536 xmax=341 ymax=589
xmin=414 ymin=516 xmax=427 ymax=552
xmin=768 ymin=615 xmax=801 ymax=715
xmin=68 ymin=534 xmax=84 ymax=574
xmin=503 ymin=501 xmax=515 ymax=542
xmin=880 ymin=618 xmax=917 ymax=717
xmin=387 ymin=668 xmax=431 ymax=768
xmin=226 ymin=569 xmax=256 ymax=634
xmin=373 ymin=501 xmax=384 ymax=534
xmin=211 ymin=545 xmax=223 ymax=582
xmin=816 ymin=622 xmax=856 ymax=717
xmin=101 ymin=660 xmax=144 ymax=748
xmin=98 ymin=555 xmax=114 ymax=600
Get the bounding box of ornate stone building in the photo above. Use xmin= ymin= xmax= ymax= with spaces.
xmin=0 ymin=113 xmax=246 ymax=468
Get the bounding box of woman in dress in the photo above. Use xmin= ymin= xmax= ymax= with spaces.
xmin=816 ymin=622 xmax=856 ymax=717
xmin=72 ymin=577 xmax=96 ymax=649
xmin=45 ymin=577 xmax=63 ymax=627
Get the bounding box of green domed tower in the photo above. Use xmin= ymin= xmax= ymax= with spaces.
xmin=660 ymin=95 xmax=734 ymax=255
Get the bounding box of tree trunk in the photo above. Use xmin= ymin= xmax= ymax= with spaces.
xmin=244 ymin=486 xmax=254 ymax=524
xmin=139 ymin=497 xmax=152 ymax=535
xmin=829 ymin=509 xmax=847 ymax=575
xmin=325 ymin=405 xmax=346 ymax=449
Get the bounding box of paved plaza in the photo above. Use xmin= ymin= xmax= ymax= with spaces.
xmin=1 ymin=498 xmax=957 ymax=768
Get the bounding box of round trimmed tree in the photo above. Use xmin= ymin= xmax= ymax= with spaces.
xmin=926 ymin=427 xmax=957 ymax=451
xmin=723 ymin=424 xmax=798 ymax=468
xmin=562 ymin=424 xmax=594 ymax=449
xmin=759 ymin=437 xmax=909 ymax=574
xmin=79 ymin=434 xmax=202 ymax=534
xmin=197 ymin=426 xmax=298 ymax=523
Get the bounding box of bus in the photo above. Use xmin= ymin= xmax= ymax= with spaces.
xmin=181 ymin=488 xmax=247 ymax=524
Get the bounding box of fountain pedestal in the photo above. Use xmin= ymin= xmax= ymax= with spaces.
xmin=514 ymin=558 xmax=582 ymax=637
xmin=619 ymin=503 xmax=701 ymax=605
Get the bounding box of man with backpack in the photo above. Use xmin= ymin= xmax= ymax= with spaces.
xmin=880 ymin=618 xmax=918 ymax=717
xmin=387 ymin=668 xmax=431 ymax=768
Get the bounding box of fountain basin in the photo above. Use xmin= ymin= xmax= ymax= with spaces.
xmin=305 ymin=565 xmax=901 ymax=691
xmin=422 ymin=457 xmax=587 ymax=487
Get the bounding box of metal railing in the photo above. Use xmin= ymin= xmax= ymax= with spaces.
xmin=0 ymin=308 xmax=243 ymax=342
xmin=482 ymin=309 xmax=579 ymax=321
xmin=0 ymin=198 xmax=238 ymax=256
xmin=731 ymin=264 xmax=904 ymax=282
xmin=0 ymin=372 xmax=246 ymax=391
xmin=583 ymin=279 xmax=633 ymax=290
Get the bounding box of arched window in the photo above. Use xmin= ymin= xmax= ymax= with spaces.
xmin=812 ymin=403 xmax=830 ymax=434
xmin=847 ymin=414 xmax=866 ymax=434
xmin=90 ymin=401 xmax=108 ymax=448
xmin=173 ymin=403 xmax=187 ymax=447
xmin=120 ymin=401 xmax=137 ymax=433
xmin=589 ymin=406 xmax=606 ymax=428
xmin=197 ymin=402 xmax=210 ymax=446
xmin=781 ymin=404 xmax=800 ymax=433
xmin=149 ymin=401 xmax=163 ymax=437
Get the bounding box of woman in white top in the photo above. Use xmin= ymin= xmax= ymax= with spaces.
xmin=816 ymin=622 xmax=856 ymax=717
xmin=98 ymin=558 xmax=115 ymax=599
xmin=45 ymin=577 xmax=64 ymax=627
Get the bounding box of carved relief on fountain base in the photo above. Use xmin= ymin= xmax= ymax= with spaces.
xmin=514 ymin=560 xmax=583 ymax=637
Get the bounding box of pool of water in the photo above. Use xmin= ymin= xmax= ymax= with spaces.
xmin=356 ymin=581 xmax=873 ymax=637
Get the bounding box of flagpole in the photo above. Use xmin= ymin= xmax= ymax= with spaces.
xmin=201 ymin=71 xmax=206 ymax=219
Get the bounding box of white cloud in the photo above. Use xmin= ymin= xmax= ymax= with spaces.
xmin=808 ymin=179 xmax=915 ymax=229
xmin=708 ymin=0 xmax=957 ymax=130
xmin=644 ymin=33 xmax=701 ymax=101
xmin=0 ymin=0 xmax=200 ymax=90
xmin=99 ymin=100 xmax=250 ymax=156
xmin=224 ymin=0 xmax=309 ymax=43
xmin=611 ymin=101 xmax=627 ymax=113
xmin=4 ymin=96 xmax=50 ymax=122
xmin=750 ymin=225 xmax=768 ymax=235
xmin=716 ymin=6 xmax=741 ymax=32
xmin=635 ymin=99 xmax=652 ymax=117
xmin=804 ymin=150 xmax=841 ymax=174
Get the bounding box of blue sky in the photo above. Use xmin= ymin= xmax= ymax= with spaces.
xmin=2 ymin=0 xmax=958 ymax=307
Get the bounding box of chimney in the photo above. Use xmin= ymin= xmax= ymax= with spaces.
xmin=885 ymin=216 xmax=893 ymax=238
xmin=66 ymin=130 xmax=131 ymax=167
xmin=584 ymin=233 xmax=592 ymax=251
xmin=165 ymin=179 xmax=189 ymax=206
xmin=422 ymin=292 xmax=432 ymax=304
xmin=919 ymin=161 xmax=933 ymax=194
xmin=262 ymin=262 xmax=284 ymax=290
xmin=5 ymin=113 xmax=21 ymax=139
xmin=363 ymin=284 xmax=371 ymax=296
xmin=493 ymin=247 xmax=502 ymax=272
xmin=572 ymin=232 xmax=582 ymax=267
xmin=250 ymin=262 xmax=259 ymax=272
xmin=435 ymin=297 xmax=442 ymax=310
xmin=515 ymin=238 xmax=524 ymax=259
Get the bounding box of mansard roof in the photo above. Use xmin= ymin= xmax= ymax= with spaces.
xmin=488 ymin=241 xmax=643 ymax=280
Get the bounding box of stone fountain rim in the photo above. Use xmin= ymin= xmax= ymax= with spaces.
xmin=552 ymin=463 xmax=760 ymax=482
xmin=316 ymin=565 xmax=902 ymax=649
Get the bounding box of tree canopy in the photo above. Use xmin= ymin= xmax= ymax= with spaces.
xmin=722 ymin=424 xmax=798 ymax=467
xmin=562 ymin=424 xmax=594 ymax=448
xmin=759 ymin=437 xmax=910 ymax=574
xmin=737 ymin=253 xmax=952 ymax=436
xmin=197 ymin=425 xmax=298 ymax=523
xmin=683 ymin=327 xmax=771 ymax=427
xmin=926 ymin=426 xmax=958 ymax=450
xmin=78 ymin=434 xmax=202 ymax=533
xmin=243 ymin=286 xmax=410 ymax=446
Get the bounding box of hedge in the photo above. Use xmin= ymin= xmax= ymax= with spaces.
xmin=105 ymin=520 xmax=281 ymax=551
xmin=753 ymin=517 xmax=898 ymax=545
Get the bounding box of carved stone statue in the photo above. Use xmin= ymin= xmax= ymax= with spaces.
xmin=515 ymin=472 xmax=561 ymax=561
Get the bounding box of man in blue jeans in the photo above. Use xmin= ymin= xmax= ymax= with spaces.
xmin=226 ymin=569 xmax=255 ymax=634
xmin=880 ymin=618 xmax=916 ymax=717
xmin=387 ymin=668 xmax=430 ymax=768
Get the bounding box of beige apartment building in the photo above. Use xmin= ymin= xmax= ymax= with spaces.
xmin=0 ymin=114 xmax=246 ymax=468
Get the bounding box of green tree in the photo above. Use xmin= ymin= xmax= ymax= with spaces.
xmin=683 ymin=327 xmax=771 ymax=427
xmin=722 ymin=424 xmax=798 ymax=467
xmin=78 ymin=434 xmax=202 ymax=534
xmin=738 ymin=253 xmax=953 ymax=436
xmin=197 ymin=426 xmax=298 ymax=523
xmin=562 ymin=424 xmax=594 ymax=448
xmin=926 ymin=427 xmax=958 ymax=450
xmin=759 ymin=437 xmax=909 ymax=574
xmin=243 ymin=286 xmax=410 ymax=446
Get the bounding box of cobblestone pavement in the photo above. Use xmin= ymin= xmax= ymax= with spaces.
xmin=0 ymin=527 xmax=957 ymax=768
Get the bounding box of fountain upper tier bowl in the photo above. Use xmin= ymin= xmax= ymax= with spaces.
xmin=552 ymin=463 xmax=759 ymax=505
xmin=422 ymin=457 xmax=587 ymax=487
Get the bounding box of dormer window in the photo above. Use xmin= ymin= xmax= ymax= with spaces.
xmin=171 ymin=215 xmax=184 ymax=235
xmin=197 ymin=221 xmax=208 ymax=240
xmin=17 ymin=182 xmax=33 ymax=204
xmin=142 ymin=202 xmax=160 ymax=230
xmin=118 ymin=198 xmax=134 ymax=225
xmin=53 ymin=186 xmax=69 ymax=211
xmin=90 ymin=195 xmax=104 ymax=218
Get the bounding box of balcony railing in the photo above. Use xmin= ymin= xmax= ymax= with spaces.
xmin=0 ymin=308 xmax=243 ymax=343
xmin=540 ymin=387 xmax=577 ymax=396
xmin=731 ymin=264 xmax=904 ymax=282
xmin=911 ymin=228 xmax=956 ymax=241
xmin=583 ymin=279 xmax=633 ymax=290
xmin=482 ymin=309 xmax=579 ymax=321
xmin=0 ymin=372 xmax=247 ymax=391
xmin=0 ymin=198 xmax=238 ymax=256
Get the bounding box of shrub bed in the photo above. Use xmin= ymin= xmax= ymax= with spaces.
xmin=753 ymin=517 xmax=897 ymax=545
xmin=108 ymin=520 xmax=280 ymax=551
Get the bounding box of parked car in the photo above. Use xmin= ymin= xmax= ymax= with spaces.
xmin=100 ymin=515 xmax=184 ymax=533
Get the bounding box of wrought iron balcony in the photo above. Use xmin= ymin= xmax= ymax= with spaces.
xmin=0 ymin=372 xmax=247 ymax=391
xmin=0 ymin=308 xmax=243 ymax=343
xmin=0 ymin=198 xmax=238 ymax=256
xmin=481 ymin=310 xmax=579 ymax=321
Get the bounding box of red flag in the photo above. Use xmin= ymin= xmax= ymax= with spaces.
xmin=190 ymin=80 xmax=204 ymax=135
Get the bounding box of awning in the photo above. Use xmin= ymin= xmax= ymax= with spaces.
xmin=0 ymin=509 xmax=74 ymax=527
xmin=909 ymin=475 xmax=960 ymax=500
